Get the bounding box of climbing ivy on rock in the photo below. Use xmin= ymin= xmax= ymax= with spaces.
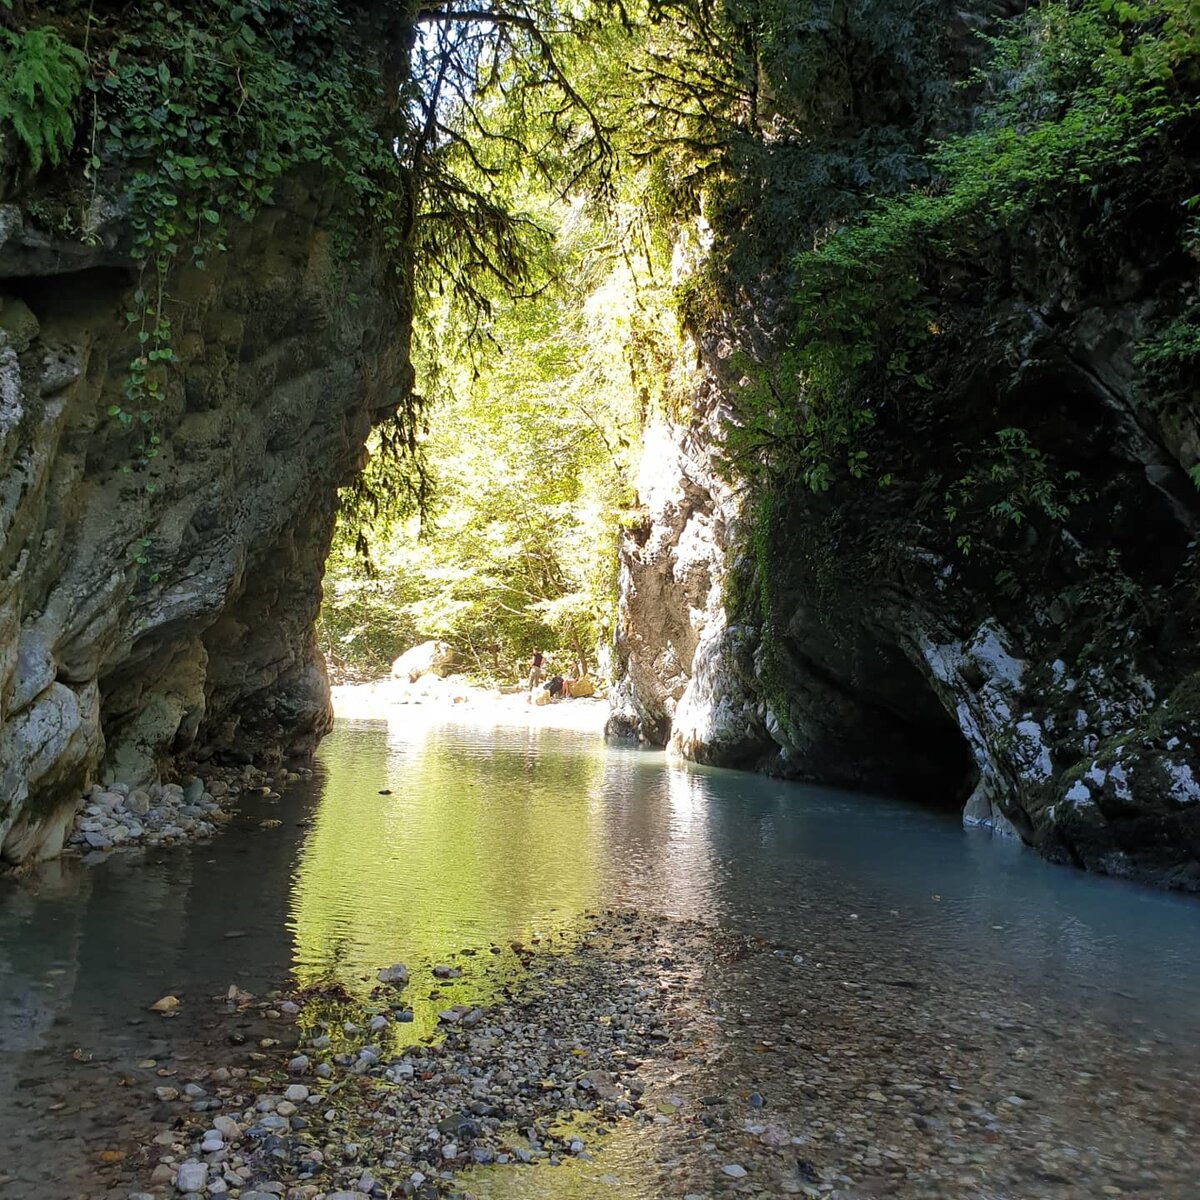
xmin=80 ymin=0 xmax=406 ymax=441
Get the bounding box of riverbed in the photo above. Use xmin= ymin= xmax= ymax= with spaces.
xmin=1 ymin=714 xmax=1198 ymax=1197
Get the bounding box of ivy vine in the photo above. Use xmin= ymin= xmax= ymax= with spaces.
xmin=77 ymin=0 xmax=407 ymax=463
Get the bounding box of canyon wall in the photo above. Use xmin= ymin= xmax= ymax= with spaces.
xmin=609 ymin=285 xmax=1200 ymax=892
xmin=0 ymin=182 xmax=411 ymax=862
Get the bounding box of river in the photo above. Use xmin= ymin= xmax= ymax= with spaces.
xmin=1 ymin=713 xmax=1198 ymax=1197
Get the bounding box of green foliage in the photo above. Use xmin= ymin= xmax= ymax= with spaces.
xmin=943 ymin=428 xmax=1085 ymax=557
xmin=626 ymin=0 xmax=966 ymax=287
xmin=323 ymin=192 xmax=654 ymax=678
xmin=1058 ymin=548 xmax=1164 ymax=664
xmin=725 ymin=0 xmax=1200 ymax=506
xmin=0 ymin=26 xmax=86 ymax=172
xmin=78 ymin=0 xmax=406 ymax=443
xmin=1136 ymin=289 xmax=1200 ymax=402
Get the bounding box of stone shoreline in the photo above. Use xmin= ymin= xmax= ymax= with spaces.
xmin=65 ymin=763 xmax=309 ymax=860
xmin=118 ymin=912 xmax=728 ymax=1200
xmin=21 ymin=685 xmax=607 ymax=874
xmin=71 ymin=909 xmax=1200 ymax=1200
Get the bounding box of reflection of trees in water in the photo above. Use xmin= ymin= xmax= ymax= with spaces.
xmin=290 ymin=722 xmax=608 ymax=998
xmin=588 ymin=749 xmax=720 ymax=923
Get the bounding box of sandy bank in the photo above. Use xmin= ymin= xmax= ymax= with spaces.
xmin=331 ymin=675 xmax=610 ymax=734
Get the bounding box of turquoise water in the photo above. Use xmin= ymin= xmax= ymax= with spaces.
xmin=0 ymin=715 xmax=1198 ymax=1195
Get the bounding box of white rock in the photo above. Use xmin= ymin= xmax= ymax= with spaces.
xmin=212 ymin=1116 xmax=241 ymax=1141
xmin=1065 ymin=780 xmax=1093 ymax=809
xmin=175 ymin=1162 xmax=208 ymax=1193
xmin=1165 ymin=760 xmax=1200 ymax=804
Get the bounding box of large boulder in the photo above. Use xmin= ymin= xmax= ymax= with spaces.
xmin=391 ymin=640 xmax=457 ymax=683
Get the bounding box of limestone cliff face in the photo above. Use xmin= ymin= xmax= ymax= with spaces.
xmin=607 ymin=353 xmax=772 ymax=768
xmin=609 ymin=290 xmax=1200 ymax=892
xmin=0 ymin=180 xmax=411 ymax=863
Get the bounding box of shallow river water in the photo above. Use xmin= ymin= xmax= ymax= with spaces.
xmin=1 ymin=713 xmax=1199 ymax=1196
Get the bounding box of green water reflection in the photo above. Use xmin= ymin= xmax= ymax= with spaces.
xmin=288 ymin=718 xmax=610 ymax=1040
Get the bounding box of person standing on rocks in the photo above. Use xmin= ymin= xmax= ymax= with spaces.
xmin=528 ymin=648 xmax=544 ymax=690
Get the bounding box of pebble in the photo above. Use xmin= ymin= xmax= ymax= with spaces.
xmin=175 ymin=1161 xmax=208 ymax=1193
xmin=90 ymin=910 xmax=1195 ymax=1200
xmin=213 ymin=1116 xmax=241 ymax=1140
xmin=65 ymin=767 xmax=262 ymax=857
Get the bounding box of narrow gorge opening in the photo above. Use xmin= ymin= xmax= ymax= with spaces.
xmin=0 ymin=0 xmax=1196 ymax=893
xmin=768 ymin=632 xmax=980 ymax=815
xmin=856 ymin=673 xmax=980 ymax=816
xmin=2 ymin=3 xmax=1200 ymax=1198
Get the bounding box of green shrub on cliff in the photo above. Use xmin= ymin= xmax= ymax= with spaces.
xmin=725 ymin=0 xmax=1200 ymax=495
xmin=21 ymin=0 xmax=618 ymax=494
xmin=0 ymin=26 xmax=86 ymax=173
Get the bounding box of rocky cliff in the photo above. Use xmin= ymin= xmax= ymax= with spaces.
xmin=605 ymin=0 xmax=1200 ymax=892
xmin=0 ymin=181 xmax=411 ymax=863
xmin=609 ymin=268 xmax=1200 ymax=890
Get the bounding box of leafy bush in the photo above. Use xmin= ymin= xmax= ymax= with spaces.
xmin=725 ymin=0 xmax=1200 ymax=493
xmin=944 ymin=428 xmax=1086 ymax=557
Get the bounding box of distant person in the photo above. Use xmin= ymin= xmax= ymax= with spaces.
xmin=547 ymin=674 xmax=565 ymax=699
xmin=528 ymin=648 xmax=544 ymax=689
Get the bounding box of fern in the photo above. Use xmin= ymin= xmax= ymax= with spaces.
xmin=0 ymin=27 xmax=87 ymax=174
